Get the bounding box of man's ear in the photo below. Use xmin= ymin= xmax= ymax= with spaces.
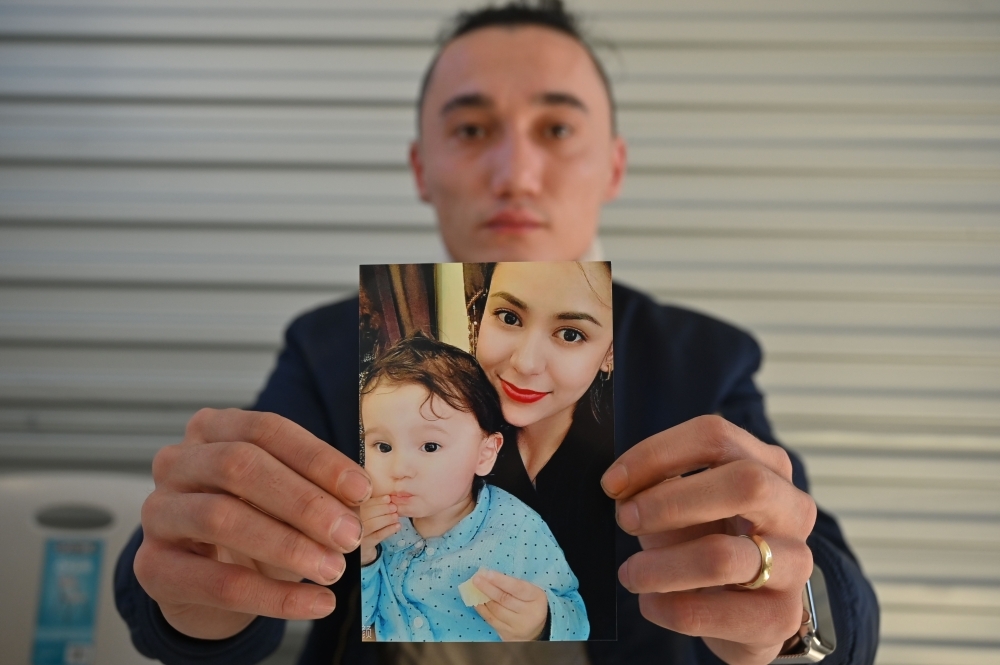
xmin=409 ymin=140 xmax=431 ymax=203
xmin=475 ymin=432 xmax=503 ymax=476
xmin=603 ymin=136 xmax=627 ymax=203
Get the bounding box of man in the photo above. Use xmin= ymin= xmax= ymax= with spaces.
xmin=115 ymin=2 xmax=879 ymax=664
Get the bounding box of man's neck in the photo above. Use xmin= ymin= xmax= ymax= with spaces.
xmin=445 ymin=238 xmax=604 ymax=263
xmin=411 ymin=491 xmax=476 ymax=539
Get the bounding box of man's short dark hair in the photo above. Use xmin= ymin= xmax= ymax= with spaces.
xmin=417 ymin=0 xmax=617 ymax=135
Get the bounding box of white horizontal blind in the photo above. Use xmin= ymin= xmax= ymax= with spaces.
xmin=0 ymin=1 xmax=998 ymax=662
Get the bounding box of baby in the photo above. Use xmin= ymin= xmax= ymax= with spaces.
xmin=360 ymin=334 xmax=589 ymax=641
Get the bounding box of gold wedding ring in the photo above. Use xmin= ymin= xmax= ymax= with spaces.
xmin=737 ymin=534 xmax=773 ymax=590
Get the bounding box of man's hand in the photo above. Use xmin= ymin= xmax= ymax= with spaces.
xmin=471 ymin=569 xmax=549 ymax=641
xmin=359 ymin=495 xmax=401 ymax=565
xmin=135 ymin=408 xmax=371 ymax=640
xmin=601 ymin=415 xmax=817 ymax=665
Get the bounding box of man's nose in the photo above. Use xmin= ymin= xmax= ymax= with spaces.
xmin=510 ymin=330 xmax=546 ymax=376
xmin=489 ymin=129 xmax=543 ymax=199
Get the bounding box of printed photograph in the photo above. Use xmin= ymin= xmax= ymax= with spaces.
xmin=359 ymin=261 xmax=617 ymax=642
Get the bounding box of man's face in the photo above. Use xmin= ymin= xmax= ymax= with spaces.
xmin=411 ymin=26 xmax=626 ymax=262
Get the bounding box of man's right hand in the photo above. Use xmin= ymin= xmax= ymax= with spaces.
xmin=134 ymin=408 xmax=371 ymax=640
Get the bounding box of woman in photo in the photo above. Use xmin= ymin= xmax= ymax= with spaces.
xmin=471 ymin=261 xmax=617 ymax=640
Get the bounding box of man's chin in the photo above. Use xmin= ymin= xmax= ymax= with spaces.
xmin=450 ymin=234 xmax=585 ymax=263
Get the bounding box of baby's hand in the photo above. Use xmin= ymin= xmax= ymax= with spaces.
xmin=360 ymin=495 xmax=400 ymax=565
xmin=471 ymin=569 xmax=549 ymax=641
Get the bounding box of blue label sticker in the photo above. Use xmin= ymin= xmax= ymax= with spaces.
xmin=32 ymin=539 xmax=103 ymax=665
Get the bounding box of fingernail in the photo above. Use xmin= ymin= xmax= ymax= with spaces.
xmin=601 ymin=464 xmax=629 ymax=496
xmin=617 ymin=501 xmax=640 ymax=532
xmin=330 ymin=514 xmax=363 ymax=551
xmin=618 ymin=560 xmax=632 ymax=591
xmin=311 ymin=592 xmax=335 ymax=616
xmin=319 ymin=551 xmax=345 ymax=582
xmin=338 ymin=469 xmax=372 ymax=504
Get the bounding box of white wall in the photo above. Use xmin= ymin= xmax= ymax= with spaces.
xmin=1 ymin=1 xmax=998 ymax=662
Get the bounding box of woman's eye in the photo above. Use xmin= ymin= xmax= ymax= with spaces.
xmin=376 ymin=442 xmax=392 ymax=453
xmin=421 ymin=442 xmax=441 ymax=453
xmin=496 ymin=309 xmax=521 ymax=326
xmin=558 ymin=328 xmax=585 ymax=343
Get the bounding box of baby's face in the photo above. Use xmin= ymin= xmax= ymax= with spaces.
xmin=362 ymin=381 xmax=494 ymax=519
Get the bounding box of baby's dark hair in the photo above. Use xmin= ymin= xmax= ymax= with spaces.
xmin=360 ymin=333 xmax=509 ymax=498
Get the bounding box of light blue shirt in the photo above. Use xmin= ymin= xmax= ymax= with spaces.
xmin=361 ymin=484 xmax=590 ymax=641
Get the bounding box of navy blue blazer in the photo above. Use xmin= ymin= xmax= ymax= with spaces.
xmin=115 ymin=282 xmax=879 ymax=665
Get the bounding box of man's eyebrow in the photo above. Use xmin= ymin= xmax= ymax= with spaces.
xmin=534 ymin=91 xmax=588 ymax=113
xmin=556 ymin=311 xmax=602 ymax=326
xmin=440 ymin=91 xmax=588 ymax=116
xmin=489 ymin=291 xmax=529 ymax=310
xmin=440 ymin=92 xmax=493 ymax=115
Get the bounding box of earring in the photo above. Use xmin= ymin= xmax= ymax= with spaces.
xmin=466 ymin=287 xmax=487 ymax=355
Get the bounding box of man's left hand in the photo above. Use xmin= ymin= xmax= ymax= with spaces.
xmin=601 ymin=415 xmax=817 ymax=665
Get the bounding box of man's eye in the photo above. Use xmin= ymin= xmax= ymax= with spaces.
xmin=558 ymin=328 xmax=585 ymax=343
xmin=376 ymin=442 xmax=392 ymax=453
xmin=495 ymin=309 xmax=521 ymax=326
xmin=421 ymin=442 xmax=441 ymax=453
xmin=456 ymin=124 xmax=487 ymax=140
xmin=547 ymin=123 xmax=572 ymax=139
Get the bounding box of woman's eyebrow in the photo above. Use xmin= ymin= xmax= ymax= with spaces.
xmin=556 ymin=311 xmax=602 ymax=326
xmin=490 ymin=291 xmax=528 ymax=310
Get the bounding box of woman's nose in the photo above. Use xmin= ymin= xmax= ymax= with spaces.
xmin=489 ymin=128 xmax=543 ymax=199
xmin=510 ymin=331 xmax=546 ymax=376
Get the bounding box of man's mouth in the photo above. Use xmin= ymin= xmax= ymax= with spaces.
xmin=500 ymin=379 xmax=549 ymax=404
xmin=484 ymin=208 xmax=545 ymax=233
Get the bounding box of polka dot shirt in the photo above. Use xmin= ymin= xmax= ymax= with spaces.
xmin=361 ymin=485 xmax=590 ymax=641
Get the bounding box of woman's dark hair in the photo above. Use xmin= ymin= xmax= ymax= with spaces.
xmin=360 ymin=333 xmax=510 ymax=499
xmin=417 ymin=0 xmax=617 ymax=135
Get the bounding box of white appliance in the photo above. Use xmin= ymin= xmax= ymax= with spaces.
xmin=0 ymin=472 xmax=157 ymax=665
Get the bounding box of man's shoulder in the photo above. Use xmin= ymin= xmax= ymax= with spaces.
xmin=283 ymin=295 xmax=359 ymax=349
xmin=612 ymin=281 xmax=761 ymax=362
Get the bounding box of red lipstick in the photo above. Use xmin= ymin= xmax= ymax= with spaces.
xmin=500 ymin=379 xmax=549 ymax=404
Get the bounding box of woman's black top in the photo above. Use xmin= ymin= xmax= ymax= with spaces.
xmin=489 ymin=399 xmax=617 ymax=640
